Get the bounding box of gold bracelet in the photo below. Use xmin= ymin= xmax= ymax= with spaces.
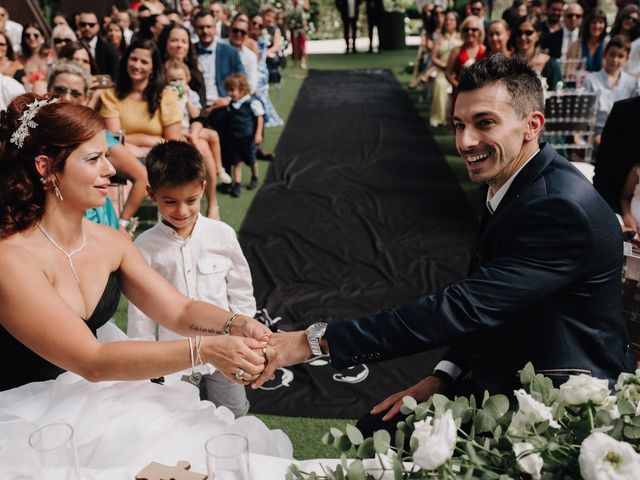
xmin=223 ymin=313 xmax=239 ymax=335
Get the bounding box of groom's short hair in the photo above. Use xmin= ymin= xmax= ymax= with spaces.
xmin=458 ymin=54 xmax=544 ymax=119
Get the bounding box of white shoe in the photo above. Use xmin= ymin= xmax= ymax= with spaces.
xmin=219 ymin=169 xmax=233 ymax=184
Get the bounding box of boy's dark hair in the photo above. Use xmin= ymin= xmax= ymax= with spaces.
xmin=604 ymin=35 xmax=631 ymax=55
xmin=458 ymin=54 xmax=544 ymax=119
xmin=146 ymin=140 xmax=206 ymax=190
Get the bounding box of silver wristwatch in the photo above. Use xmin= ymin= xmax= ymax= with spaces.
xmin=305 ymin=322 xmax=327 ymax=356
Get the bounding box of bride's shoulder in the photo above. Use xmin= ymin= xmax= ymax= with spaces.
xmin=0 ymin=234 xmax=42 ymax=275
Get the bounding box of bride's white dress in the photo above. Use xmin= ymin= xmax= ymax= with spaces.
xmin=0 ymin=324 xmax=293 ymax=479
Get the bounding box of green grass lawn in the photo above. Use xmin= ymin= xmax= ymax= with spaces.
xmin=113 ymin=48 xmax=481 ymax=460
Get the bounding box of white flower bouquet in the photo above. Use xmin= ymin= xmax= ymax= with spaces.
xmin=287 ymin=363 xmax=640 ymax=479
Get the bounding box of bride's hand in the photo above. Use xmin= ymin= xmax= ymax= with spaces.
xmin=251 ymin=331 xmax=312 ymax=389
xmin=202 ymin=336 xmax=267 ymax=384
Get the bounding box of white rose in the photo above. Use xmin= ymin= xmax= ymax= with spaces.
xmin=412 ymin=410 xmax=457 ymax=471
xmin=513 ymin=442 xmax=543 ymax=480
xmin=559 ymin=375 xmax=610 ymax=406
xmin=411 ymin=418 xmax=433 ymax=446
xmin=509 ymin=389 xmax=559 ymax=435
xmin=596 ymin=396 xmax=621 ymax=420
xmin=579 ymin=432 xmax=640 ymax=480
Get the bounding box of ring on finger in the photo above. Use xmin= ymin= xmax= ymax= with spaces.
xmin=262 ymin=347 xmax=268 ymax=357
xmin=235 ymin=368 xmax=245 ymax=380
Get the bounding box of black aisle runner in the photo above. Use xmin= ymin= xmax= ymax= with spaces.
xmin=241 ymin=69 xmax=478 ymax=418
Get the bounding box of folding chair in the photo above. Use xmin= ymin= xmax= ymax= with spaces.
xmin=542 ymin=89 xmax=599 ymax=167
xmin=557 ymin=57 xmax=588 ymax=89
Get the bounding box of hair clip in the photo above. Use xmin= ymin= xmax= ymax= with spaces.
xmin=10 ymin=97 xmax=58 ymax=149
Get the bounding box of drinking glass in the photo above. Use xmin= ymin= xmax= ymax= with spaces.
xmin=28 ymin=423 xmax=80 ymax=480
xmin=205 ymin=433 xmax=250 ymax=480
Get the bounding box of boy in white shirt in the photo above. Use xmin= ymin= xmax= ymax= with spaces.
xmin=127 ymin=140 xmax=255 ymax=416
xmin=584 ymin=35 xmax=639 ymax=147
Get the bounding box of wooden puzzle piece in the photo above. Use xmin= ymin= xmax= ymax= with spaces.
xmin=136 ymin=460 xmax=207 ymax=480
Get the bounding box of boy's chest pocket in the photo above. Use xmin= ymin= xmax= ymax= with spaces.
xmin=197 ymin=255 xmax=231 ymax=276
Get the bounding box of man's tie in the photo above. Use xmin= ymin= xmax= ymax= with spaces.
xmin=196 ymin=44 xmax=213 ymax=55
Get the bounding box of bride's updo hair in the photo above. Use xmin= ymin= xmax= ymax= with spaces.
xmin=0 ymin=93 xmax=105 ymax=238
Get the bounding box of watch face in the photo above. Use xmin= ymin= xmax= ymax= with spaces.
xmin=307 ymin=322 xmax=327 ymax=336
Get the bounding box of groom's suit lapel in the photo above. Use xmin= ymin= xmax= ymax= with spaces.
xmin=468 ymin=144 xmax=555 ymax=273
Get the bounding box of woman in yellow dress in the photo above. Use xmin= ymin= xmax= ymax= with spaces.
xmin=429 ymin=11 xmax=461 ymax=127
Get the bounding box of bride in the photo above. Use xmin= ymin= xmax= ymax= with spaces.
xmin=0 ymin=93 xmax=292 ymax=475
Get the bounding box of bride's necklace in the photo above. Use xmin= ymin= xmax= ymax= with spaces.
xmin=36 ymin=222 xmax=86 ymax=284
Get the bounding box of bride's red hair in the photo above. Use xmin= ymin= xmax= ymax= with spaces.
xmin=0 ymin=93 xmax=106 ymax=238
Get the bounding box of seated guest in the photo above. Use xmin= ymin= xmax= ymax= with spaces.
xmin=57 ymin=41 xmax=101 ymax=109
xmin=116 ymin=10 xmax=135 ymax=44
xmin=445 ymin=15 xmax=487 ymax=101
xmin=106 ymin=18 xmax=128 ymax=58
xmin=138 ymin=13 xmax=171 ymax=43
xmin=593 ymin=96 xmax=640 ymax=213
xmin=128 ymin=140 xmax=255 ymax=417
xmin=157 ymin=22 xmax=207 ymax=117
xmin=429 ymin=10 xmax=461 ymax=127
xmin=583 ymin=35 xmax=638 ymax=147
xmin=100 ymin=39 xmax=183 ymax=159
xmin=487 ymin=19 xmax=511 ymax=57
xmin=48 ymin=60 xmax=148 ymax=235
xmin=51 ymin=11 xmax=71 ymax=29
xmin=541 ymin=2 xmax=583 ymax=59
xmin=0 ymin=4 xmax=22 ymax=54
xmin=0 ymin=30 xmax=24 ymax=82
xmin=50 ymin=25 xmax=77 ymax=57
xmin=0 ymin=71 xmax=23 ymax=109
xmin=0 ymin=93 xmax=271 ymax=393
xmin=610 ymin=5 xmax=640 ymax=44
xmin=58 ymin=41 xmax=99 ymax=75
xmin=194 ymin=10 xmax=244 ymax=125
xmin=77 ymin=10 xmax=119 ymax=79
xmin=620 ymin=161 xmax=640 ymax=234
xmin=220 ymin=14 xmax=259 ymax=94
xmin=501 ymin=0 xmax=527 ymax=31
xmin=509 ymin=16 xmax=562 ymax=91
xmin=566 ymin=9 xmax=608 ymax=72
xmin=18 ymin=23 xmax=50 ymax=94
xmin=539 ymin=0 xmax=564 ymax=41
xmin=255 ymin=56 xmax=635 ymax=437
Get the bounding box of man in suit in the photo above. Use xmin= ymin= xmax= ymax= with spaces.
xmin=336 ymin=0 xmax=360 ymax=53
xmin=253 ymin=56 xmax=634 ymax=430
xmin=541 ymin=2 xmax=583 ymax=59
xmin=593 ymin=97 xmax=640 ymax=214
xmin=78 ymin=11 xmax=119 ymax=79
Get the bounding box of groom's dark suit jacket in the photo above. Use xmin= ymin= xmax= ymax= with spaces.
xmin=325 ymin=144 xmax=634 ymax=397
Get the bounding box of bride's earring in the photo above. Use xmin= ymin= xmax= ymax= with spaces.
xmin=53 ymin=182 xmax=63 ymax=202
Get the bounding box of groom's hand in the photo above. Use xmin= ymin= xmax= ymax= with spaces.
xmin=370 ymin=375 xmax=447 ymax=421
xmin=231 ymin=315 xmax=272 ymax=341
xmin=250 ymin=331 xmax=312 ymax=389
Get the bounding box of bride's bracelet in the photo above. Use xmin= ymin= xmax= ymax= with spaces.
xmin=223 ymin=313 xmax=239 ymax=335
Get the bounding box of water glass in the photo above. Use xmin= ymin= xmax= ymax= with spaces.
xmin=205 ymin=433 xmax=250 ymax=480
xmin=28 ymin=423 xmax=80 ymax=480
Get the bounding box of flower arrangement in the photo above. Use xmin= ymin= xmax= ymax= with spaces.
xmin=287 ymin=363 xmax=640 ymax=479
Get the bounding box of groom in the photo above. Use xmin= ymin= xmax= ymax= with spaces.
xmin=253 ymin=55 xmax=634 ymax=427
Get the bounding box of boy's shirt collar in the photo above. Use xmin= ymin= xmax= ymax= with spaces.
xmin=158 ymin=212 xmax=203 ymax=241
xmin=231 ymin=94 xmax=251 ymax=109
